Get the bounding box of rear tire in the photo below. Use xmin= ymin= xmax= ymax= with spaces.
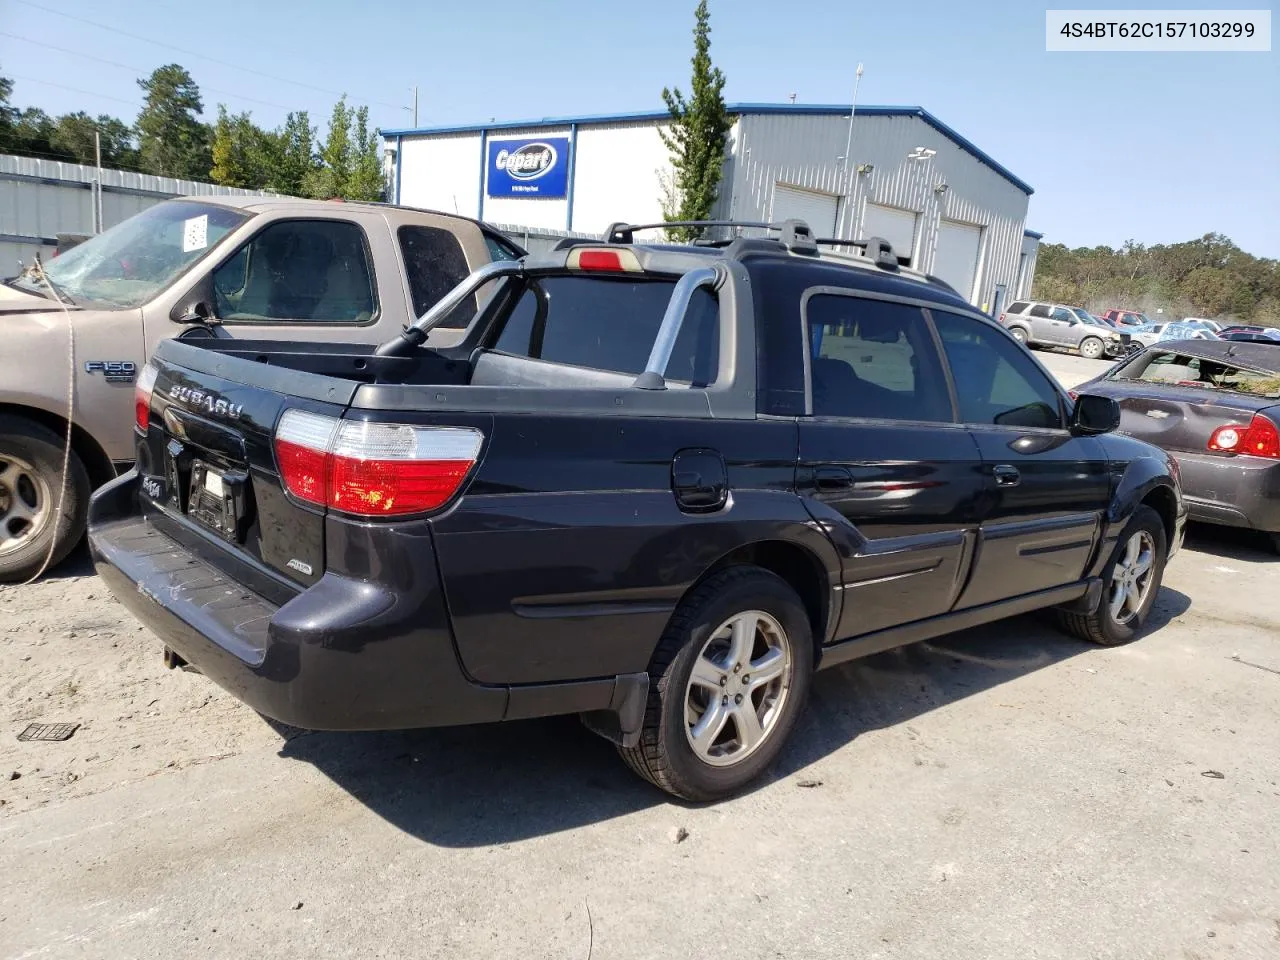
xmin=0 ymin=416 xmax=90 ymax=583
xmin=1270 ymin=533 xmax=1280 ymax=556
xmin=1057 ymin=505 xmax=1167 ymax=646
xmin=618 ymin=566 xmax=814 ymax=802
xmin=1079 ymin=336 xmax=1105 ymax=360
xmin=1010 ymin=327 xmax=1029 ymax=346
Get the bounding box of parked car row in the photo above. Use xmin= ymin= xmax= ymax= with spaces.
xmin=8 ymin=201 xmax=1276 ymax=802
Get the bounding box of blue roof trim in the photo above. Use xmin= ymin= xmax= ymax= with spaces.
xmin=382 ymin=103 xmax=1034 ymax=196
xmin=1023 ymin=229 xmax=1044 ymax=239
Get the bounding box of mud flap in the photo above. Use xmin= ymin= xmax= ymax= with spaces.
xmin=579 ymin=672 xmax=650 ymax=748
xmin=1053 ymin=577 xmax=1103 ymax=614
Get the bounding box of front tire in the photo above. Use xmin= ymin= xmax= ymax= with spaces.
xmin=0 ymin=416 xmax=90 ymax=583
xmin=619 ymin=566 xmax=814 ymax=802
xmin=1079 ymin=336 xmax=1105 ymax=360
xmin=1057 ymin=505 xmax=1167 ymax=646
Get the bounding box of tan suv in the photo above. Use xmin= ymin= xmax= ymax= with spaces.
xmin=999 ymin=300 xmax=1125 ymax=360
xmin=0 ymin=195 xmax=522 ymax=581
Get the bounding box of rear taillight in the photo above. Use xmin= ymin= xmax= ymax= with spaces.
xmin=134 ymin=361 xmax=159 ymax=432
xmin=1208 ymin=414 xmax=1280 ymax=459
xmin=566 ymin=247 xmax=643 ymax=272
xmin=1067 ymin=390 xmax=1079 ymax=401
xmin=274 ymin=409 xmax=484 ymax=516
xmin=998 ymin=312 xmax=1007 ymax=325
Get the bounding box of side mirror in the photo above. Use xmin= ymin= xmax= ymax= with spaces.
xmin=170 ymin=273 xmax=218 ymax=325
xmin=1070 ymin=393 xmax=1120 ymax=436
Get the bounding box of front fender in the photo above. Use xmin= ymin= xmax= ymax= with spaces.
xmin=1090 ymin=443 xmax=1184 ymax=578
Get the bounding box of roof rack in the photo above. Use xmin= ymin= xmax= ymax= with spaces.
xmin=602 ymin=218 xmax=820 ymax=256
xmin=813 ymin=236 xmax=905 ymax=271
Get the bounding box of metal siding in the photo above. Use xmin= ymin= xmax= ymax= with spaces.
xmin=732 ymin=114 xmax=1029 ymax=308
xmin=0 ymin=153 xmax=277 ymax=267
xmin=570 ymin=121 xmax=671 ymax=234
xmin=397 ymin=133 xmax=483 ymax=218
xmin=1018 ymin=233 xmax=1042 ymax=298
xmin=479 ymin=127 xmax=570 ymax=231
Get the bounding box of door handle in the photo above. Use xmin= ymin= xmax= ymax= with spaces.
xmin=814 ymin=466 xmax=854 ymax=491
xmin=993 ymin=464 xmax=1021 ymax=487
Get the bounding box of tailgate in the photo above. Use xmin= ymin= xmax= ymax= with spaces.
xmin=138 ymin=339 xmax=360 ymax=587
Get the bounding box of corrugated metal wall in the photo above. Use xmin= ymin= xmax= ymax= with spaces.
xmin=725 ymin=113 xmax=1031 ymax=309
xmin=0 ymin=153 xmax=277 ymax=272
xmin=397 ymin=132 xmax=483 ymax=219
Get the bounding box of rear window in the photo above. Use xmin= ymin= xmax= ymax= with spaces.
xmin=1029 ymin=304 xmax=1051 ymax=318
xmin=1110 ymin=351 xmax=1280 ymax=398
xmin=492 ymin=275 xmax=720 ymax=385
xmin=398 ymin=225 xmax=473 ymax=324
xmin=1006 ymin=301 xmax=1030 ymax=314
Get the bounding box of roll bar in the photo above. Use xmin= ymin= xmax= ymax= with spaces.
xmin=374 ymin=259 xmax=524 ymax=357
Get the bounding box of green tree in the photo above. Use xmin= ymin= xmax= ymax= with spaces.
xmin=50 ymin=112 xmax=138 ymax=167
xmin=303 ymin=95 xmax=353 ymax=199
xmin=0 ymin=70 xmax=17 ymax=150
xmin=269 ymin=111 xmax=318 ymax=196
xmin=136 ymin=64 xmax=210 ymax=178
xmin=345 ymin=105 xmax=384 ymax=201
xmin=659 ymin=0 xmax=731 ymax=240
xmin=209 ymin=106 xmax=279 ymax=188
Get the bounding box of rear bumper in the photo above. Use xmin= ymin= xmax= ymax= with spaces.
xmin=1172 ymin=451 xmax=1280 ymax=533
xmin=88 ymin=472 xmax=647 ymax=739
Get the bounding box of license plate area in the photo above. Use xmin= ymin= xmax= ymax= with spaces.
xmin=187 ymin=459 xmax=253 ymax=543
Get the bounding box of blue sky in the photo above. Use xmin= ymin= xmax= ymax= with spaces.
xmin=2 ymin=0 xmax=1277 ymax=255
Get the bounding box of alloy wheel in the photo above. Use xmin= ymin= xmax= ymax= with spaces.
xmin=1109 ymin=530 xmax=1156 ymax=625
xmin=0 ymin=454 xmax=52 ymax=557
xmin=684 ymin=610 xmax=794 ymax=767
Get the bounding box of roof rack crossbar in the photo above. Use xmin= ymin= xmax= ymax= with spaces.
xmin=813 ymin=235 xmax=905 ymax=271
xmin=603 ymin=220 xmax=776 ymax=243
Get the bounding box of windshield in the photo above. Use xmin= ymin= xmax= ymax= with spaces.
xmin=1109 ymin=350 xmax=1280 ymax=398
xmin=7 ymin=200 xmax=250 ymax=308
xmin=1071 ymin=308 xmax=1093 ymax=323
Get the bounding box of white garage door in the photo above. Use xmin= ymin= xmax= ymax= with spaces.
xmin=933 ymin=220 xmax=983 ymax=302
xmin=860 ymin=203 xmax=918 ymax=265
xmin=771 ymin=183 xmax=838 ymax=235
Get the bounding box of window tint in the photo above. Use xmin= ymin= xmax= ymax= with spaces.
xmin=1050 ymin=307 xmax=1074 ymax=322
xmin=398 ymin=225 xmax=474 ymax=328
xmin=213 ymin=219 xmax=375 ymax=323
xmin=1007 ymin=301 xmax=1030 ymax=314
xmin=483 ymin=231 xmax=525 ymax=262
xmin=493 ymin=276 xmax=719 ymax=384
xmin=932 ymin=311 xmax=1064 ymax=429
xmin=1029 ymin=304 xmax=1051 ymax=319
xmin=805 ymin=295 xmax=951 ymax=422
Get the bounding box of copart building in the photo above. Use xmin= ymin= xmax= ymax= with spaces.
xmin=383 ymin=103 xmax=1042 ymax=316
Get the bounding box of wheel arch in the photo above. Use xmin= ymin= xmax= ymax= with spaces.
xmin=0 ymin=403 xmax=116 ymax=490
xmin=677 ymin=538 xmax=835 ymax=661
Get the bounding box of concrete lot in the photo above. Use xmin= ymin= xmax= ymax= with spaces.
xmin=3 ymin=351 xmax=1278 ymax=960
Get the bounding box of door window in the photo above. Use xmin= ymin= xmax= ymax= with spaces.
xmin=1050 ymin=307 xmax=1074 ymax=322
xmin=212 ymin=219 xmax=376 ymax=323
xmin=398 ymin=225 xmax=473 ymax=327
xmin=931 ymin=311 xmax=1065 ymax=429
xmin=1029 ymin=304 xmax=1051 ymax=319
xmin=804 ymin=294 xmax=952 ymax=422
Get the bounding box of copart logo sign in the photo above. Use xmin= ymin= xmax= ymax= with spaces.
xmin=487 ymin=136 xmax=570 ymax=198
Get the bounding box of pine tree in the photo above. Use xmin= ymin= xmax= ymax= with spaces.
xmin=659 ymin=0 xmax=731 ymax=241
xmin=304 ymin=96 xmax=353 ymax=199
xmin=135 ymin=64 xmax=210 ymax=179
xmin=345 ymin=105 xmax=384 ymax=201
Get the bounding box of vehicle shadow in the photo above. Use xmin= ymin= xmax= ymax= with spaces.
xmin=275 ymin=587 xmax=1191 ymax=849
xmin=1182 ymin=522 xmax=1277 ymax=563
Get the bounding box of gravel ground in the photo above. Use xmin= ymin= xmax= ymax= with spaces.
xmin=3 ymin=350 xmax=1278 ymax=960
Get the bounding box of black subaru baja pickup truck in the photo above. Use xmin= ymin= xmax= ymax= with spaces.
xmin=88 ymin=219 xmax=1186 ymax=801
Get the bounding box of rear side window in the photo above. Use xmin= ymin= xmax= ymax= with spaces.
xmin=932 ymin=311 xmax=1064 ymax=429
xmin=213 ymin=219 xmax=376 ymax=323
xmin=805 ymin=294 xmax=952 ymax=422
xmin=492 ymin=276 xmax=720 ymax=385
xmin=1029 ymin=304 xmax=1051 ymax=319
xmin=398 ymin=225 xmax=473 ymax=324
xmin=1007 ymin=301 xmax=1030 ymax=314
xmin=483 ymin=231 xmax=525 ymax=262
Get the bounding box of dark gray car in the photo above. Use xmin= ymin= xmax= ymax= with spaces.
xmin=1076 ymin=340 xmax=1280 ymax=551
